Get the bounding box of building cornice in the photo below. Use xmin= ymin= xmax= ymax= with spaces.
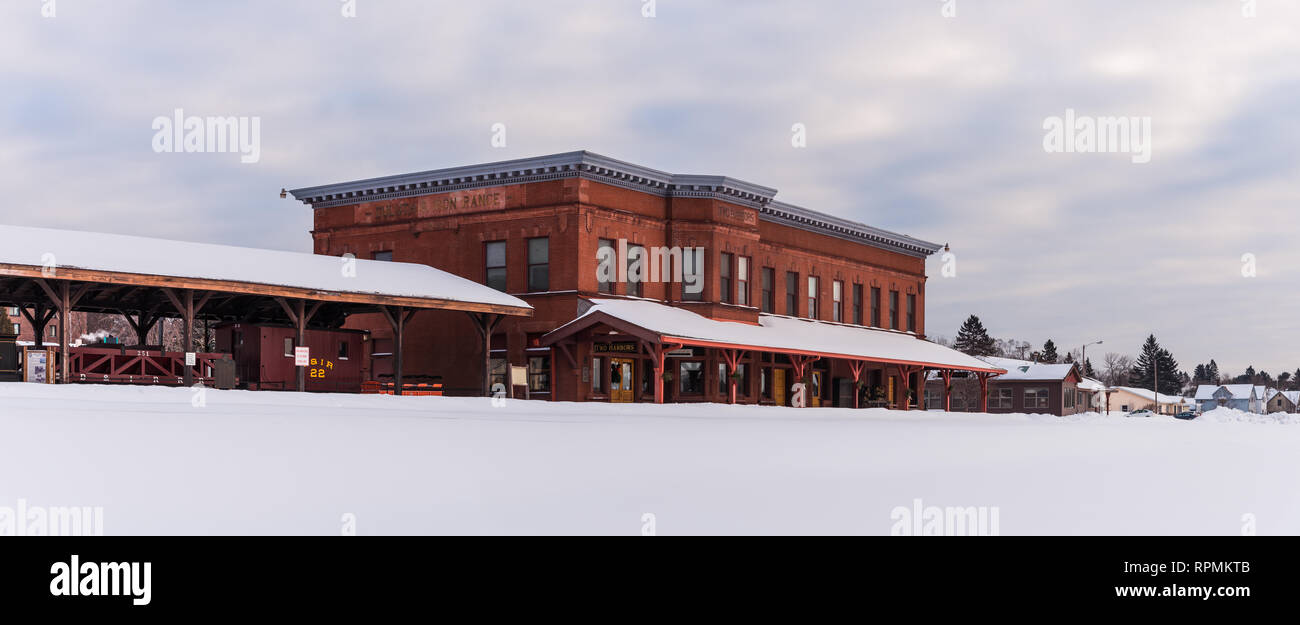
xmin=290 ymin=151 xmax=941 ymax=257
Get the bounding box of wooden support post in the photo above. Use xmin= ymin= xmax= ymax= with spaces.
xmin=466 ymin=312 xmax=502 ymax=397
xmin=720 ymin=349 xmax=746 ymax=404
xmin=977 ymin=372 xmax=994 ymax=412
xmin=275 ymin=297 xmax=322 ymax=393
xmin=19 ymin=303 xmax=56 ymax=349
xmin=893 ymin=364 xmax=923 ymax=411
xmin=941 ymin=369 xmax=954 ymax=412
xmin=848 ymin=360 xmax=865 ymax=409
xmin=35 ymin=280 xmax=88 ymax=384
xmin=641 ymin=341 xmax=680 ymax=404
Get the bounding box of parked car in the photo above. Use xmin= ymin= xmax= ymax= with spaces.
xmin=1175 ymin=411 xmax=1197 ymax=420
xmin=1127 ymin=409 xmax=1155 ymax=418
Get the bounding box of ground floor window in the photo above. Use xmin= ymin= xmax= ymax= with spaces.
xmin=718 ymin=362 xmax=728 ymax=395
xmin=1024 ymin=387 xmax=1049 ymax=410
xmin=760 ymin=367 xmax=772 ymax=400
xmin=641 ymin=360 xmax=654 ymax=397
xmin=925 ymin=387 xmax=941 ymax=408
xmin=528 ymin=355 xmax=551 ymax=393
xmin=1064 ymin=387 xmax=1075 ymax=409
xmin=490 ymin=357 xmax=507 ymax=390
xmin=679 ymin=361 xmax=704 ymax=395
xmin=990 ymin=388 xmax=1012 ymax=409
xmin=591 ymin=356 xmax=604 ymax=393
xmin=736 ymin=363 xmax=749 ymax=396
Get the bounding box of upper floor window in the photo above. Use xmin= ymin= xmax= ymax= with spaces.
xmin=870 ymin=287 xmax=881 ymax=327
xmin=719 ymin=253 xmax=733 ymax=304
xmin=626 ymin=244 xmax=645 ymax=297
xmin=807 ymin=276 xmax=819 ymax=320
xmin=597 ymin=239 xmax=616 ymax=294
xmin=485 ymin=241 xmax=507 ymax=292
xmin=906 ymin=293 xmax=917 ymax=332
xmin=681 ymin=252 xmax=703 ymax=301
xmin=785 ymin=271 xmax=799 ymax=316
xmin=736 ymin=257 xmax=750 ymax=306
xmin=852 ymin=284 xmax=863 ymax=325
xmin=760 ymin=267 xmax=775 ymax=313
xmin=527 ymin=237 xmax=549 ymax=292
xmin=832 ymin=281 xmax=843 ymax=323
xmin=372 ymin=250 xmax=393 ymax=262
xmin=889 ymin=290 xmax=899 ymax=330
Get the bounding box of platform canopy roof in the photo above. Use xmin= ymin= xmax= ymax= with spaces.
xmin=542 ymin=298 xmax=1005 ymax=374
xmin=0 ymin=224 xmax=532 ymax=323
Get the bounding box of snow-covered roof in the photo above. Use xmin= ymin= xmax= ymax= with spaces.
xmin=1077 ymin=377 xmax=1107 ymax=392
xmin=550 ymin=298 xmax=1005 ymax=373
xmin=979 ymin=356 xmax=1078 ymax=381
xmin=1194 ymin=384 xmax=1257 ymax=400
xmin=1266 ymin=389 xmax=1298 ymax=404
xmin=1110 ymin=386 xmax=1192 ymax=405
xmin=0 ymin=224 xmax=531 ymax=312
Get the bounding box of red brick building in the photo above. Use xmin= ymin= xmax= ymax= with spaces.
xmin=4 ymin=306 xmax=85 ymax=346
xmin=290 ymin=151 xmax=1001 ymax=407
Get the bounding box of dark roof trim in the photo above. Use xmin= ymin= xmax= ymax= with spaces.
xmin=291 ymin=151 xmax=941 ymax=257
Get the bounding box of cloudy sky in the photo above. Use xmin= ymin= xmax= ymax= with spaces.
xmin=3 ymin=0 xmax=1298 ymax=377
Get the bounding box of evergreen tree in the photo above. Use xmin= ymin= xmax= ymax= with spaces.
xmin=953 ymin=315 xmax=997 ymax=357
xmin=1193 ymin=364 xmax=1207 ymax=384
xmin=1083 ymin=358 xmax=1096 ymax=378
xmin=1207 ymin=360 xmax=1220 ymax=384
xmin=1041 ymin=339 xmax=1059 ymax=363
xmin=1128 ymin=335 xmax=1182 ymax=395
xmin=1294 ymin=367 xmax=1300 ymax=390
xmin=1245 ymin=365 xmax=1256 ymax=383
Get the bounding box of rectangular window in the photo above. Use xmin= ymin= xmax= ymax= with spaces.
xmin=807 ymin=276 xmax=819 ymax=319
xmin=719 ymin=253 xmax=733 ymax=304
xmin=681 ymin=252 xmax=703 ymax=301
xmin=528 ymin=355 xmax=551 ymax=392
xmin=13 ymin=323 xmax=20 ymax=335
xmin=760 ymin=367 xmax=772 ymax=399
xmin=736 ymin=257 xmax=750 ymax=306
xmin=991 ymin=388 xmax=1013 ymax=409
xmin=761 ymin=268 xmax=775 ymax=313
xmin=372 ymin=250 xmax=393 ymax=262
xmin=283 ymin=337 xmax=294 ymax=357
xmin=48 ymin=326 xmax=57 ymax=338
xmin=870 ymin=287 xmax=881 ymax=327
xmin=832 ymin=281 xmax=843 ymax=323
xmin=6 ymin=307 xmax=16 ymax=315
xmin=490 ymin=358 xmax=507 ymax=390
xmin=718 ymin=362 xmax=728 ymax=395
xmin=852 ymin=284 xmax=863 ymax=325
xmin=527 ymin=237 xmax=549 ymax=292
xmin=1064 ymin=387 xmax=1075 ymax=408
xmin=338 ymin=341 xmax=349 ymax=360
xmin=1024 ymin=387 xmax=1049 ymax=410
xmin=485 ymin=241 xmax=507 ymax=292
xmin=626 ymin=244 xmax=645 ymax=297
xmin=679 ymin=361 xmax=704 ymax=395
xmin=889 ymin=290 xmax=899 ymax=330
xmin=785 ymin=272 xmax=799 ymax=316
xmin=591 ymin=357 xmax=604 ymax=393
xmin=906 ymin=293 xmax=916 ymax=332
xmin=597 ymin=239 xmax=615 ymax=294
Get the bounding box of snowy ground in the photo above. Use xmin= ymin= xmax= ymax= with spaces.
xmin=1 ymin=383 xmax=1297 ymax=535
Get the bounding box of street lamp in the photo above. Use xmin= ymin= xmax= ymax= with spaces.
xmin=1081 ymin=340 xmax=1102 ymax=377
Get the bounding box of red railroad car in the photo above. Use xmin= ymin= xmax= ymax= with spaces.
xmin=215 ymin=323 xmax=367 ymax=393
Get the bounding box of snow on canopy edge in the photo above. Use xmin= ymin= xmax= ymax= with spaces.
xmin=559 ymin=298 xmax=1004 ymax=372
xmin=0 ymin=224 xmax=530 ymax=310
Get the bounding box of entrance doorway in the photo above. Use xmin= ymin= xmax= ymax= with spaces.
xmin=774 ymin=368 xmax=787 ymax=406
xmin=610 ymin=358 xmax=634 ymax=403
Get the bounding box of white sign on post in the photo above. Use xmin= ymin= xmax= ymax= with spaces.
xmin=294 ymin=346 xmax=310 ymax=367
xmin=185 ymin=352 xmax=196 ymax=366
xmin=510 ymin=366 xmax=528 ymax=387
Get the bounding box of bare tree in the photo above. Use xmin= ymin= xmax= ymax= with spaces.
xmin=1101 ymin=352 xmax=1133 ymax=387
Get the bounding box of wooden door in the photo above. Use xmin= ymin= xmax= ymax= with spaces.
xmin=610 ymin=358 xmax=634 ymax=403
xmin=774 ymin=368 xmax=787 ymax=406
